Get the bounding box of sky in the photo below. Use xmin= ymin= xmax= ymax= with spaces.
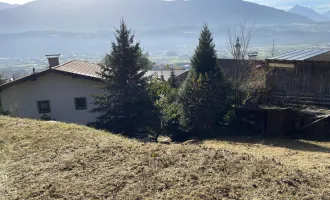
xmin=0 ymin=0 xmax=329 ymax=13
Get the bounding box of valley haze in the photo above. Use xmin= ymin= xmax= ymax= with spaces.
xmin=0 ymin=0 xmax=330 ymax=77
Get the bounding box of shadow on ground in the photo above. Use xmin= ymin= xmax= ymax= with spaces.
xmin=207 ymin=136 xmax=330 ymax=153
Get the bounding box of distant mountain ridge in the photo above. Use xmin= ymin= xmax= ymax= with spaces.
xmin=324 ymin=11 xmax=330 ymax=18
xmin=0 ymin=2 xmax=19 ymax=10
xmin=0 ymin=0 xmax=313 ymax=33
xmin=288 ymin=5 xmax=329 ymax=22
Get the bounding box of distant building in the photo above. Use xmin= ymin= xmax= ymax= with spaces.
xmin=166 ymin=51 xmax=178 ymax=57
xmin=0 ymin=55 xmax=189 ymax=125
xmin=145 ymin=70 xmax=189 ymax=86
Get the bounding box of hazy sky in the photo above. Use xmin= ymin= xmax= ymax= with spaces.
xmin=1 ymin=0 xmax=329 ymax=13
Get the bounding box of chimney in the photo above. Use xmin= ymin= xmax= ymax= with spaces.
xmin=46 ymin=54 xmax=60 ymax=68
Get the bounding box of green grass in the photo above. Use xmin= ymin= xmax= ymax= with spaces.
xmin=1 ymin=116 xmax=330 ymax=199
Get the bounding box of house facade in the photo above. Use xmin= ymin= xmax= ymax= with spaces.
xmin=0 ymin=56 xmax=189 ymax=125
xmin=0 ymin=59 xmax=105 ymax=125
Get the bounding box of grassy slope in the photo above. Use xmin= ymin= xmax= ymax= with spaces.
xmin=203 ymin=137 xmax=330 ymax=174
xmin=1 ymin=117 xmax=330 ymax=199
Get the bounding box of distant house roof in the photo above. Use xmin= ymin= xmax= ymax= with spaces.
xmin=0 ymin=60 xmax=189 ymax=90
xmin=144 ymin=70 xmax=189 ymax=81
xmin=267 ymin=49 xmax=330 ymax=61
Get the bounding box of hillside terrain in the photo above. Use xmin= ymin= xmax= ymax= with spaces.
xmin=288 ymin=5 xmax=329 ymax=22
xmin=0 ymin=0 xmax=313 ymax=33
xmin=1 ymin=117 xmax=330 ymax=199
xmin=2 ymin=22 xmax=330 ymax=59
xmin=324 ymin=11 xmax=330 ymax=18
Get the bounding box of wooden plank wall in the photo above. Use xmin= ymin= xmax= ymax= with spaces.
xmin=267 ymin=62 xmax=330 ymax=96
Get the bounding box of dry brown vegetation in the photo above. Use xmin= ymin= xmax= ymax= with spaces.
xmin=1 ymin=117 xmax=330 ymax=199
xmin=203 ymin=137 xmax=330 ymax=177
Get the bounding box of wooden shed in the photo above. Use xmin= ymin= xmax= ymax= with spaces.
xmin=235 ymin=107 xmax=296 ymax=137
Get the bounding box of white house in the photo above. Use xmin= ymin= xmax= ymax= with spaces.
xmin=0 ymin=55 xmax=188 ymax=125
xmin=0 ymin=55 xmax=105 ymax=125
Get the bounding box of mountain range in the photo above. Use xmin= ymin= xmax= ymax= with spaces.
xmin=0 ymin=0 xmax=313 ymax=33
xmin=324 ymin=11 xmax=330 ymax=18
xmin=0 ymin=2 xmax=19 ymax=10
xmin=288 ymin=5 xmax=329 ymax=22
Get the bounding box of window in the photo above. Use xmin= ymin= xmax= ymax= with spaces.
xmin=37 ymin=101 xmax=51 ymax=114
xmin=75 ymin=97 xmax=87 ymax=110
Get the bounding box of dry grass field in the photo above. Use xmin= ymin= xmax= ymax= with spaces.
xmin=1 ymin=116 xmax=330 ymax=199
xmin=203 ymin=137 xmax=330 ymax=174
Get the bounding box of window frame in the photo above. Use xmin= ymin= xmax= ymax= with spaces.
xmin=37 ymin=100 xmax=51 ymax=114
xmin=74 ymin=97 xmax=88 ymax=110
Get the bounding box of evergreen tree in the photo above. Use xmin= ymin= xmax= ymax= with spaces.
xmin=169 ymin=68 xmax=177 ymax=88
xmin=191 ymin=24 xmax=218 ymax=74
xmin=178 ymin=24 xmax=233 ymax=137
xmin=139 ymin=52 xmax=154 ymax=70
xmin=93 ymin=20 xmax=160 ymax=137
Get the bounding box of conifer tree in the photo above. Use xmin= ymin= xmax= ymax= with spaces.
xmin=178 ymin=24 xmax=233 ymax=137
xmin=191 ymin=24 xmax=218 ymax=74
xmin=93 ymin=20 xmax=160 ymax=137
xmin=169 ymin=68 xmax=177 ymax=88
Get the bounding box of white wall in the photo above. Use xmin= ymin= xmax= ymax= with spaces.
xmin=0 ymin=72 xmax=105 ymax=125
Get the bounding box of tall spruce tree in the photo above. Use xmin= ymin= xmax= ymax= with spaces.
xmin=191 ymin=24 xmax=218 ymax=74
xmin=93 ymin=20 xmax=160 ymax=137
xmin=178 ymin=24 xmax=233 ymax=137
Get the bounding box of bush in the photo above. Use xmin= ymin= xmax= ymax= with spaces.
xmin=148 ymin=75 xmax=183 ymax=140
xmin=178 ymin=72 xmax=233 ymax=138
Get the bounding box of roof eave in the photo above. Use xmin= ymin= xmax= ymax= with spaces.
xmin=0 ymin=69 xmax=103 ymax=92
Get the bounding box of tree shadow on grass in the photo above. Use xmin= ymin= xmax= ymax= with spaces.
xmin=207 ymin=135 xmax=330 ymax=154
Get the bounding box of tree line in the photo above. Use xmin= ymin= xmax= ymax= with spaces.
xmin=92 ymin=20 xmax=238 ymax=141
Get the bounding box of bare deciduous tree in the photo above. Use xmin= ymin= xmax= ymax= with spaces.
xmin=227 ymin=21 xmax=254 ymax=60
xmin=226 ymin=21 xmax=255 ymax=106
